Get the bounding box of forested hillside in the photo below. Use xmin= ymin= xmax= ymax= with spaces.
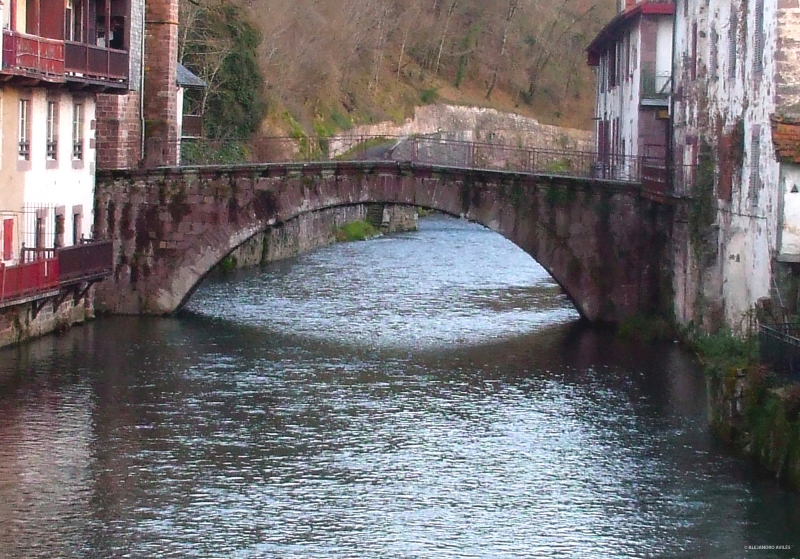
xmin=179 ymin=0 xmax=614 ymax=139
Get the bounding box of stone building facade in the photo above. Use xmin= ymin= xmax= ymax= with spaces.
xmin=590 ymin=0 xmax=800 ymax=330
xmin=670 ymin=0 xmax=790 ymax=330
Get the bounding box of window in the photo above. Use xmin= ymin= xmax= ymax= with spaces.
xmin=754 ymin=0 xmax=764 ymax=74
xmin=728 ymin=5 xmax=738 ymax=80
xmin=18 ymin=99 xmax=30 ymax=160
xmin=72 ymin=103 xmax=84 ymax=160
xmin=609 ymin=44 xmax=617 ymax=88
xmin=3 ymin=219 xmax=13 ymax=261
xmin=750 ymin=130 xmax=761 ymax=206
xmin=72 ymin=207 xmax=83 ymax=245
xmin=710 ymin=27 xmax=719 ymax=78
xmin=65 ymin=0 xmax=84 ymax=42
xmin=54 ymin=211 xmax=65 ymax=248
xmin=46 ymin=101 xmax=58 ymax=160
xmin=35 ymin=216 xmax=45 ymax=250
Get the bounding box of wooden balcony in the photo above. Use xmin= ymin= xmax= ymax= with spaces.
xmin=1 ymin=30 xmax=65 ymax=83
xmin=0 ymin=241 xmax=113 ymax=311
xmin=57 ymin=240 xmax=113 ymax=285
xmin=65 ymin=41 xmax=129 ymax=89
xmin=0 ymin=258 xmax=60 ymax=308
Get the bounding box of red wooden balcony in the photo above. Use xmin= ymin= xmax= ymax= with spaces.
xmin=1 ymin=30 xmax=65 ymax=82
xmin=58 ymin=240 xmax=113 ymax=285
xmin=0 ymin=241 xmax=113 ymax=309
xmin=65 ymin=41 xmax=128 ymax=87
xmin=0 ymin=258 xmax=60 ymax=307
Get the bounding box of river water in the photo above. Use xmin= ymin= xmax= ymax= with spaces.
xmin=1 ymin=216 xmax=799 ymax=558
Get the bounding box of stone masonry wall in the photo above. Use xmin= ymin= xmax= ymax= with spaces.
xmin=777 ymin=0 xmax=800 ymax=117
xmin=96 ymin=93 xmax=143 ymax=170
xmin=330 ymin=104 xmax=594 ymax=156
xmin=94 ymin=163 xmax=672 ymax=323
xmin=231 ymin=205 xmax=368 ymax=268
xmin=0 ymin=298 xmax=93 ymax=349
xmin=143 ymin=0 xmax=179 ymax=166
xmin=707 ymin=366 xmax=800 ymax=490
xmin=94 ymin=0 xmax=145 ymax=170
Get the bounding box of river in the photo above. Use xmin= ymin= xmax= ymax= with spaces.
xmin=0 ymin=216 xmax=798 ymax=558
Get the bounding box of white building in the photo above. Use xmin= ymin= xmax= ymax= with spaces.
xmin=0 ymin=0 xmax=132 ymax=264
xmin=587 ymin=0 xmax=675 ymax=182
xmin=0 ymin=0 xmax=134 ymax=347
xmin=670 ymin=0 xmax=800 ymax=330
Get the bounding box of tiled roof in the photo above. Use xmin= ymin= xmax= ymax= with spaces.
xmin=772 ymin=117 xmax=800 ymax=164
xmin=586 ymin=1 xmax=675 ymax=66
xmin=177 ymin=63 xmax=207 ymax=89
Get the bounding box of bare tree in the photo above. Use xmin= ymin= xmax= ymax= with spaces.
xmin=485 ymin=0 xmax=519 ymax=99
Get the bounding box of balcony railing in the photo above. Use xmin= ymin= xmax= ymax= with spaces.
xmin=58 ymin=240 xmax=113 ymax=285
xmin=759 ymin=323 xmax=800 ymax=382
xmin=64 ymin=41 xmax=128 ymax=86
xmin=2 ymin=30 xmax=65 ymax=80
xmin=0 ymin=258 xmax=60 ymax=307
xmin=22 ymin=247 xmax=56 ymax=263
xmin=641 ymin=65 xmax=672 ymax=103
xmin=0 ymin=241 xmax=113 ymax=308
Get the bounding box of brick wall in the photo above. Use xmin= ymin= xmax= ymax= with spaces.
xmin=94 ymin=0 xmax=145 ymax=170
xmin=143 ymin=0 xmax=180 ymax=166
xmin=96 ymin=92 xmax=143 ymax=169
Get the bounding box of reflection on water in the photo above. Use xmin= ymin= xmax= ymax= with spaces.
xmin=0 ymin=216 xmax=799 ymax=558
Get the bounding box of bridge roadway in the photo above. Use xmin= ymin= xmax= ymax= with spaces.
xmin=94 ymin=158 xmax=674 ymax=324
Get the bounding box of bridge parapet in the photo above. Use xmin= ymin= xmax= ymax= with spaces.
xmin=177 ymin=135 xmax=665 ymax=186
xmin=95 ymin=161 xmax=673 ymax=323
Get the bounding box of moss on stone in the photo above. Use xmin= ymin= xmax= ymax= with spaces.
xmin=334 ymin=220 xmax=379 ymax=242
xmin=698 ymin=329 xmax=800 ymax=491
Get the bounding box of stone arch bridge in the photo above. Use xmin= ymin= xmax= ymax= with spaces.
xmin=94 ymin=161 xmax=673 ymax=323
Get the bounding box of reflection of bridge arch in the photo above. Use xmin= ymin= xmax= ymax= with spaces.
xmin=95 ymin=161 xmax=672 ymax=323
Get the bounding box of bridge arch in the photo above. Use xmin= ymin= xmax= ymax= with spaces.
xmin=95 ymin=162 xmax=671 ymax=323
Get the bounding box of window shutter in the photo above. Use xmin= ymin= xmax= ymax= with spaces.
xmin=3 ymin=219 xmax=13 ymax=261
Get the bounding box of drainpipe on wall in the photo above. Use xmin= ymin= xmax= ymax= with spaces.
xmin=140 ymin=2 xmax=146 ymax=164
xmin=667 ymin=2 xmax=678 ymax=194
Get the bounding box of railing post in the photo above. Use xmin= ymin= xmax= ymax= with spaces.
xmin=471 ymin=141 xmax=476 ymax=168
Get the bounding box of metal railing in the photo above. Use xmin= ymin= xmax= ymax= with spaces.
xmin=759 ymin=323 xmax=800 ymax=382
xmin=22 ymin=247 xmax=56 ymax=263
xmin=640 ymin=65 xmax=672 ymax=101
xmin=179 ymin=135 xmax=660 ymax=184
xmin=181 ymin=115 xmax=203 ymax=138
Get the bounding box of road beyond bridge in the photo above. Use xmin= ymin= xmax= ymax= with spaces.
xmin=94 ymin=156 xmax=674 ymax=323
